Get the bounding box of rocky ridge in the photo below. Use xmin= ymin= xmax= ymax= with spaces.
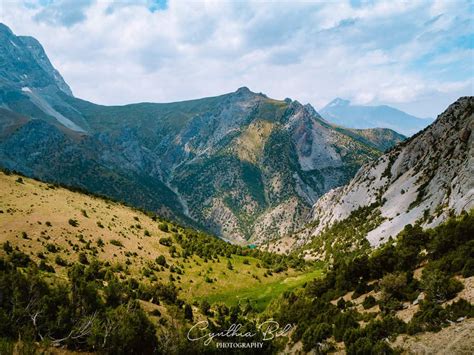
xmin=297 ymin=96 xmax=473 ymax=249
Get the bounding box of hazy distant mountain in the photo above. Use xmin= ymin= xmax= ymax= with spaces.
xmin=320 ymin=98 xmax=434 ymax=136
xmin=0 ymin=23 xmax=404 ymax=243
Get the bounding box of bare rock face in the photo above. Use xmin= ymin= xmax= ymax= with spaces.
xmin=300 ymin=97 xmax=473 ymax=247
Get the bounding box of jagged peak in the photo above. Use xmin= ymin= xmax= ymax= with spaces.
xmin=0 ymin=23 xmax=73 ymax=96
xmin=303 ymin=103 xmax=324 ymax=120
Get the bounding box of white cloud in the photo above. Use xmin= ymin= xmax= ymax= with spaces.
xmin=0 ymin=0 xmax=472 ymax=117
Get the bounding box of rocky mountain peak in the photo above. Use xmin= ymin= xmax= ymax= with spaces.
xmin=299 ymin=96 xmax=473 ymax=249
xmin=0 ymin=22 xmax=72 ymax=96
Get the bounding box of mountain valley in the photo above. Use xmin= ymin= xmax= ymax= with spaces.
xmin=0 ymin=21 xmax=473 ymax=355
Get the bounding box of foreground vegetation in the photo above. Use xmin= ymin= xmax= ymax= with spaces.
xmin=0 ymin=171 xmax=313 ymax=353
xmin=272 ymin=210 xmax=474 ymax=353
xmin=0 ymin=171 xmax=473 ymax=354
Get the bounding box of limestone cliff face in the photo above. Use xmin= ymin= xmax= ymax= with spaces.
xmin=300 ymin=97 xmax=473 ymax=247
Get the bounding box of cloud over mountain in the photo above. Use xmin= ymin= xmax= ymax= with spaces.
xmin=1 ymin=0 xmax=472 ymax=117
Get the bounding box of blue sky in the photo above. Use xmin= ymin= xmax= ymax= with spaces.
xmin=1 ymin=0 xmax=472 ymax=117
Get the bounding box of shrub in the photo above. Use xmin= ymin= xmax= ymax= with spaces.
xmin=39 ymin=260 xmax=55 ymax=273
xmin=421 ymin=269 xmax=463 ymax=302
xmin=363 ymin=315 xmax=406 ymax=342
xmin=159 ymin=237 xmax=172 ymax=247
xmin=68 ymin=219 xmax=79 ymax=227
xmin=334 ymin=311 xmax=359 ymax=341
xmin=156 ymin=255 xmax=167 ymax=266
xmin=45 ymin=243 xmax=58 ymax=253
xmin=302 ymin=323 xmax=332 ymax=352
xmin=379 ymin=298 xmax=403 ymax=313
xmin=110 ymin=239 xmax=124 ymax=247
xmin=337 ymin=298 xmax=346 ymax=309
xmin=380 ymin=272 xmax=407 ymax=301
xmin=444 ymin=298 xmax=474 ymax=321
xmin=352 ymin=282 xmax=370 ymax=299
xmin=362 ymin=295 xmax=377 ymax=309
xmin=204 ymin=276 xmax=213 ymax=283
xmin=150 ymin=309 xmax=161 ymax=317
xmin=3 ymin=241 xmax=13 ymax=254
xmin=184 ymin=304 xmax=193 ymax=321
xmin=158 ymin=223 xmax=169 ymax=233
xmin=347 ymin=337 xmax=374 ymax=355
xmin=55 ymin=255 xmax=68 ymax=266
xmin=95 ymin=303 xmax=158 ymax=354
xmin=462 ymin=259 xmax=474 ymax=277
xmin=408 ymin=300 xmax=446 ymax=333
xmin=78 ymin=252 xmax=89 ymax=265
xmin=200 ymin=300 xmax=211 ymax=316
xmin=9 ymin=250 xmax=31 ymax=267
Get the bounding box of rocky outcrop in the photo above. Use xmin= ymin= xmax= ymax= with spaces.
xmin=300 ymin=97 xmax=473 ymax=247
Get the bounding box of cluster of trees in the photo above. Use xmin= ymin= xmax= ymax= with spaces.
xmin=0 ymin=244 xmax=210 ymax=354
xmin=0 ymin=249 xmax=164 ymax=353
xmin=302 ymin=203 xmax=384 ymax=261
xmin=272 ymin=211 xmax=474 ymax=353
xmin=167 ymin=227 xmax=306 ymax=272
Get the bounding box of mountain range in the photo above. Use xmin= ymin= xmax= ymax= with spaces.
xmin=0 ymin=23 xmax=405 ymax=244
xmin=268 ymin=96 xmax=473 ymax=254
xmin=320 ymin=98 xmax=434 ymax=136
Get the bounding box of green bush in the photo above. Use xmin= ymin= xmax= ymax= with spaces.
xmin=380 ymin=272 xmax=407 ymax=301
xmin=334 ymin=311 xmax=359 ymax=341
xmin=462 ymin=259 xmax=474 ymax=277
xmin=421 ymin=269 xmax=463 ymax=302
xmin=184 ymin=304 xmax=193 ymax=321
xmin=3 ymin=241 xmax=13 ymax=254
xmin=200 ymin=300 xmax=211 ymax=316
xmin=45 ymin=243 xmax=58 ymax=253
xmin=158 ymin=223 xmax=169 ymax=232
xmin=156 ymin=255 xmax=167 ymax=266
xmin=78 ymin=252 xmax=89 ymax=265
xmin=362 ymin=295 xmax=377 ymax=309
xmin=159 ymin=237 xmax=172 ymax=247
xmin=55 ymin=255 xmax=68 ymax=266
xmin=39 ymin=260 xmax=55 ymax=273
xmin=68 ymin=219 xmax=79 ymax=227
xmin=302 ymin=322 xmax=332 ymax=352
xmin=110 ymin=239 xmax=124 ymax=247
